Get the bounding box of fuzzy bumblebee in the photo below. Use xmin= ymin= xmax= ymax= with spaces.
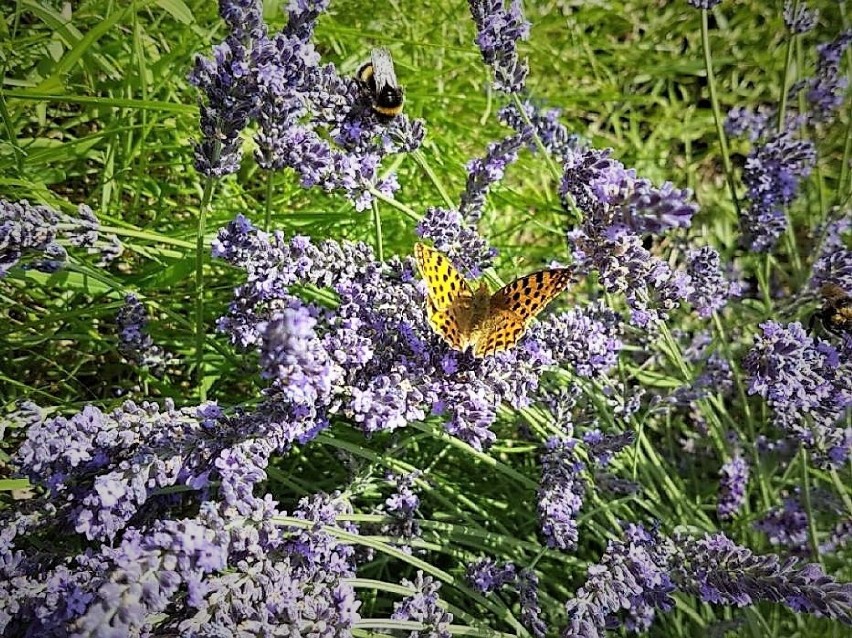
xmin=809 ymin=283 xmax=852 ymax=339
xmin=357 ymin=47 xmax=404 ymax=119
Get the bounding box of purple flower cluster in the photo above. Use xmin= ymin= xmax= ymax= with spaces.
xmin=537 ymin=437 xmax=585 ymax=551
xmin=717 ymin=452 xmax=749 ymax=520
xmin=686 ymin=246 xmax=740 ymax=317
xmin=213 ymin=214 xmax=585 ymax=452
xmin=736 ymin=127 xmax=816 ymax=252
xmin=1 ymin=199 xmax=121 ymax=277
xmin=743 ymin=321 xmax=852 ymax=464
xmin=801 ymin=30 xmax=852 ymax=123
xmin=464 ymin=559 xmax=546 ymax=636
xmin=810 ymin=217 xmax=852 ymax=292
xmin=561 ymin=147 xmax=698 ymax=327
xmin=381 ymin=472 xmax=422 ymax=542
xmin=519 ymin=568 xmax=547 ymax=637
xmin=783 ymin=0 xmax=819 ymax=34
xmin=755 ymin=494 xmax=810 ymax=554
xmin=499 ymin=101 xmax=577 ymax=161
xmin=391 ymin=571 xmax=453 ymax=637
xmin=468 ymin=0 xmax=530 ymax=93
xmin=117 ymin=294 xmax=166 ymax=374
xmin=563 ymin=524 xmax=674 ymax=637
xmin=466 ymin=557 xmax=517 ymax=593
xmin=564 ymin=523 xmax=852 ymax=636
xmin=190 ymin=0 xmax=425 ymax=210
xmin=460 ymin=132 xmax=529 ymax=222
xmin=5 ymin=424 xmax=363 ymax=636
xmin=416 ymin=206 xmax=496 ymax=278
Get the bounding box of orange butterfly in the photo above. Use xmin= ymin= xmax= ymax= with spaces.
xmin=414 ymin=243 xmax=573 ymax=357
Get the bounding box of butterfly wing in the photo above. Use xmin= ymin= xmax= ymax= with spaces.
xmin=489 ymin=268 xmax=574 ymax=319
xmin=473 ymin=268 xmax=573 ymax=357
xmin=414 ymin=243 xmax=472 ymax=311
xmin=414 ymin=243 xmax=473 ymax=350
xmin=472 ymin=309 xmax=527 ymax=358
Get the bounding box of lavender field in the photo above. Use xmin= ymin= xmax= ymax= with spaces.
xmin=1 ymin=0 xmax=851 ymax=636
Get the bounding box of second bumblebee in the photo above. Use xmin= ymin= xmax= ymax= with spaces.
xmin=809 ymin=283 xmax=852 ymax=339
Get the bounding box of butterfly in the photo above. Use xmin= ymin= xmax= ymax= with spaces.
xmin=414 ymin=242 xmax=573 ymax=358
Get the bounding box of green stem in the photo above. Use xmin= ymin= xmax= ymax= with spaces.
xmin=367 ymin=186 xmax=422 ymax=222
xmin=776 ymin=0 xmax=798 ymax=130
xmin=195 ymin=175 xmax=215 ymax=402
xmin=372 ymin=199 xmax=384 ymax=261
xmin=799 ymin=447 xmax=823 ymax=565
xmin=700 ymin=9 xmax=741 ymax=217
xmin=264 ymin=170 xmax=274 ymax=232
xmin=508 ymin=92 xmax=580 ymax=229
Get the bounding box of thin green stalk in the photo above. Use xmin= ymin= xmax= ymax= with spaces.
xmin=700 ymin=9 xmax=741 ymax=217
xmin=264 ymin=170 xmax=274 ymax=232
xmin=411 ymin=149 xmax=455 ymax=208
xmin=799 ymin=448 xmax=823 ymax=565
xmin=372 ymin=199 xmax=384 ymax=261
xmin=508 ymin=92 xmax=580 ymax=229
xmin=195 ymin=175 xmax=216 ymax=402
xmin=368 ymin=185 xmax=422 ymax=222
xmin=839 ymin=114 xmax=852 ymax=204
xmin=776 ymin=0 xmax=798 ymax=129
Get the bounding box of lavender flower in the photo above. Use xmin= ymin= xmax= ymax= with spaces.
xmin=755 ymin=495 xmax=810 ymax=554
xmin=117 ymin=294 xmax=166 ymax=374
xmin=563 ymin=524 xmax=674 ymax=637
xmin=783 ymin=0 xmax=819 ymax=34
xmin=468 ymin=0 xmax=530 ymax=93
xmin=717 ymin=452 xmax=749 ymax=519
xmin=212 ymin=215 xmax=567 ymax=450
xmin=259 ymin=306 xmax=343 ymax=409
xmin=529 ymin=303 xmax=623 ymax=377
xmin=738 ymin=130 xmax=816 ymax=252
xmin=743 ymin=321 xmax=852 ymax=464
xmin=537 ymin=437 xmax=585 ymax=551
xmin=416 ymin=206 xmax=496 ymax=278
xmin=0 ymin=199 xmax=120 ymax=277
xmin=674 ymin=532 xmax=852 ymax=621
xmin=1 ymin=485 xmax=361 ymax=636
xmin=803 ymin=30 xmax=852 ymax=122
xmin=686 ymin=246 xmax=739 ymax=317
xmin=188 ymin=18 xmax=260 ymax=177
xmin=561 ymin=146 xmax=697 ymax=326
xmin=725 ymin=105 xmax=772 ymax=142
xmin=582 ymin=429 xmax=635 ymax=466
xmin=192 ymin=0 xmax=424 ymax=208
xmin=466 ymin=558 xmax=517 ymax=593
xmin=519 ymin=568 xmax=547 ymax=638
xmin=382 ymin=472 xmax=422 ymax=542
xmin=563 ymin=524 xmax=852 ymax=636
xmin=687 ymin=0 xmax=722 ymax=8
xmin=499 ymin=101 xmax=577 ymax=161
xmin=391 ymin=571 xmax=453 ymax=637
xmin=460 ymin=132 xmax=528 ymax=222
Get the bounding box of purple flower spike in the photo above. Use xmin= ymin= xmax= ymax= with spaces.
xmin=717 ymin=453 xmax=749 ymax=520
xmin=743 ymin=321 xmax=852 ymax=464
xmin=392 ymin=571 xmax=453 ymax=637
xmin=537 ymin=437 xmax=585 ymax=551
xmin=468 ymin=0 xmax=530 ymax=93
xmin=466 ymin=558 xmax=517 ymax=593
xmin=416 ymin=207 xmax=496 ymax=277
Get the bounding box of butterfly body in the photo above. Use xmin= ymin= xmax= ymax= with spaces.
xmin=414 ymin=243 xmax=572 ymax=358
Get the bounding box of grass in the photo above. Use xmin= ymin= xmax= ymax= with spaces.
xmin=1 ymin=0 xmax=851 ymax=636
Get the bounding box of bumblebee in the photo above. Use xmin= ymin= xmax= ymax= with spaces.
xmin=357 ymin=47 xmax=404 ymax=119
xmin=809 ymin=283 xmax=852 ymax=339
